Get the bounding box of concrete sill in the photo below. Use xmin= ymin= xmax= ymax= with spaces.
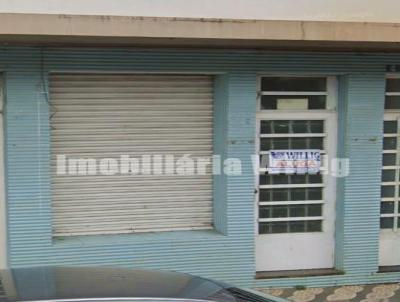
xmin=255 ymin=268 xmax=342 ymax=279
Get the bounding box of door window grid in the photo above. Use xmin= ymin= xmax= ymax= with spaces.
xmin=259 ymin=77 xmax=334 ymax=111
xmin=385 ymin=78 xmax=400 ymax=110
xmin=258 ymin=119 xmax=325 ymax=234
xmin=381 ymin=119 xmax=400 ymax=230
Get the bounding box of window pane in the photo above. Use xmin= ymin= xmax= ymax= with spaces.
xmin=380 ymin=217 xmax=394 ymax=229
xmin=381 ymin=185 xmax=395 ymax=197
xmin=386 ymin=78 xmax=400 ymax=93
xmin=261 ymin=188 xmax=323 ymax=202
xmin=259 ymin=189 xmax=271 ymax=201
xmin=261 ymin=77 xmax=327 ymax=92
xmin=260 ymin=138 xmax=272 ymax=150
xmin=382 ymin=170 xmax=396 ymax=182
xmin=259 ymin=174 xmax=269 ymax=185
xmin=259 ymin=206 xmax=272 ymax=218
xmin=308 ymin=97 xmax=326 ymax=109
xmin=306 ymin=220 xmax=322 ymax=232
xmin=260 ymin=95 xmax=277 ymax=109
xmin=260 ymin=121 xmax=272 ymax=134
xmin=309 ymin=137 xmax=324 ymax=149
xmin=309 ymin=174 xmax=323 ymax=183
xmin=261 ymin=95 xmax=326 ymax=110
xmin=291 ymin=188 xmax=306 ymax=200
xmin=308 ymin=188 xmax=323 ymax=200
xmin=383 ymin=154 xmax=396 ymax=166
xmin=273 ymin=189 xmax=289 ymax=201
xmin=384 ymin=121 xmax=397 ymax=133
xmin=270 ymin=222 xmax=288 ymax=233
xmin=289 ymin=221 xmax=306 ymax=232
xmin=292 ymin=138 xmax=307 ymax=149
xmin=274 ymin=120 xmax=290 ymax=133
xmin=289 ymin=205 xmax=306 ymax=217
xmin=290 ymin=174 xmax=307 ymax=184
xmin=292 ymin=121 xmax=308 ymax=133
xmin=272 ymin=206 xmax=289 ymax=218
xmin=271 ymin=175 xmax=290 ymax=184
xmin=383 ymin=137 xmax=397 ymax=150
xmin=259 ymin=219 xmax=323 ymax=234
xmin=385 ymin=96 xmax=400 ymax=109
xmin=258 ymin=222 xmax=270 ymax=234
xmin=309 ymin=120 xmax=324 ymax=133
xmin=307 ymin=204 xmax=322 ymax=216
xmin=381 ymin=202 xmax=395 ymax=214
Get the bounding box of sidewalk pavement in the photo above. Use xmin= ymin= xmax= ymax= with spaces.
xmin=256 ymin=283 xmax=400 ymax=302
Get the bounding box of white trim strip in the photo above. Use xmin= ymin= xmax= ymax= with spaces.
xmin=259 ymin=200 xmax=324 ymax=206
xmin=260 ymin=133 xmax=326 ymax=138
xmin=259 ymin=216 xmax=323 ymax=222
xmin=380 ymin=213 xmax=399 ymax=218
xmin=260 ymin=91 xmax=327 ymax=96
xmin=259 ymin=183 xmax=323 ymax=189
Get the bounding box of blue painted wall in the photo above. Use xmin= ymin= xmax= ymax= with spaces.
xmin=3 ymin=47 xmax=400 ymax=288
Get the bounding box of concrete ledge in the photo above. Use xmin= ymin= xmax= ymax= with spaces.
xmin=255 ymin=268 xmax=343 ymax=279
xmin=1 ymin=13 xmax=400 ymax=50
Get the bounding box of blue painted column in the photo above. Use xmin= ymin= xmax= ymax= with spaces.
xmin=225 ymin=72 xmax=257 ymax=275
xmin=336 ymin=73 xmax=385 ymax=274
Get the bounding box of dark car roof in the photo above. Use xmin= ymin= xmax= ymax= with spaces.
xmin=0 ymin=267 xmax=237 ymax=302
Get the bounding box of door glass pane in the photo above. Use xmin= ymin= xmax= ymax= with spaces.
xmin=306 ymin=220 xmax=322 ymax=232
xmin=258 ymin=119 xmax=326 ymax=234
xmin=383 ymin=154 xmax=396 ymax=166
xmin=292 ymin=138 xmax=307 ymax=148
xmin=310 ymin=120 xmax=324 ymax=133
xmin=384 ymin=121 xmax=397 ymax=133
xmin=386 ymin=78 xmax=400 ymax=93
xmin=382 ymin=170 xmax=396 ymax=182
xmin=385 ymin=96 xmax=400 ymax=109
xmin=261 ymin=77 xmax=327 ymax=92
xmin=273 ymin=120 xmax=290 ymax=133
xmin=261 ymin=95 xmax=326 ymax=110
xmin=292 ymin=121 xmax=308 ymax=133
xmin=381 ymin=202 xmax=395 ymax=214
xmin=260 ymin=121 xmax=272 ymax=134
xmin=309 ymin=137 xmax=324 ymax=149
xmin=381 ymin=186 xmax=395 ymax=197
xmin=289 ymin=221 xmax=306 ymax=232
xmin=381 ymin=217 xmax=394 ymax=229
xmin=383 ymin=137 xmax=397 ymax=150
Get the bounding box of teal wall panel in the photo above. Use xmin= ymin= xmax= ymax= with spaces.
xmin=339 ymin=74 xmax=386 ymax=274
xmin=2 ymin=47 xmax=400 ymax=288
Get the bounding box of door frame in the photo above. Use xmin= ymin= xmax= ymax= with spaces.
xmin=254 ymin=75 xmax=338 ymax=272
xmin=379 ymin=111 xmax=400 ymax=266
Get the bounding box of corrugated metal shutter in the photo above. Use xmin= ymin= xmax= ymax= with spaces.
xmin=50 ymin=73 xmax=214 ymax=236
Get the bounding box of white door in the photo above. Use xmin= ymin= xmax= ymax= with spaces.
xmin=379 ymin=76 xmax=400 ymax=267
xmin=255 ymin=76 xmax=337 ymax=272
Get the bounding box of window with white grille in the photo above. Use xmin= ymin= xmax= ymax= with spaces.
xmin=258 ymin=119 xmax=325 ymax=233
xmin=381 ymin=77 xmax=400 ymax=231
xmin=256 ymin=76 xmax=336 ymax=234
xmin=50 ymin=73 xmax=214 ymax=236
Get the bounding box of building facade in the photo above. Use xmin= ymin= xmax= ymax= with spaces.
xmin=0 ymin=47 xmax=398 ymax=289
xmin=1 ymin=1 xmax=400 ymax=290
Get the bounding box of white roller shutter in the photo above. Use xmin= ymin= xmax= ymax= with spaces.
xmin=50 ymin=73 xmax=214 ymax=236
